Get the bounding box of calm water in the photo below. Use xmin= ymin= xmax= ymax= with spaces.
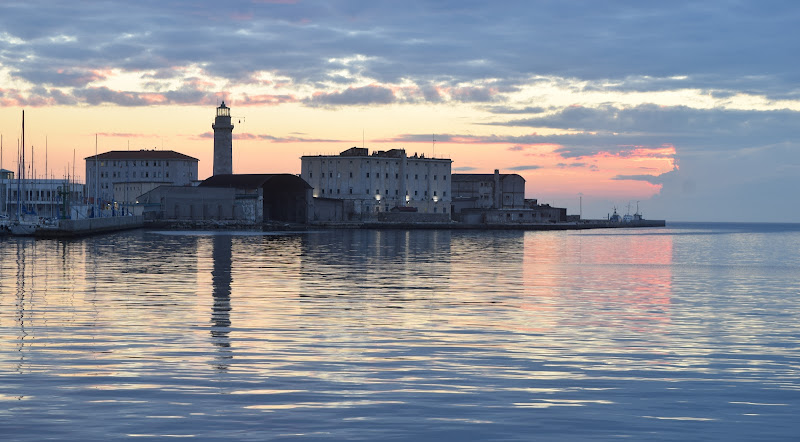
xmin=1 ymin=223 xmax=800 ymax=441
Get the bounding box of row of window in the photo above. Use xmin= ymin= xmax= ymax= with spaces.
xmin=95 ymin=160 xmax=193 ymax=167
xmin=319 ymin=188 xmax=447 ymax=197
xmin=318 ymin=160 xmax=445 ymax=167
xmin=310 ymin=172 xmax=447 ymax=180
xmin=373 ymin=206 xmax=448 ymax=213
xmin=7 ymin=190 xmax=77 ymax=200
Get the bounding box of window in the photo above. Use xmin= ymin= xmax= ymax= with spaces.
xmin=322 ymin=189 xmax=325 ymax=194
xmin=395 ymin=190 xmax=398 ymax=195
xmin=329 ymin=172 xmax=333 ymax=178
xmin=166 ymin=162 xmax=169 ymax=166
xmin=375 ymin=189 xmax=379 ymax=194
xmin=414 ymin=190 xmax=418 ymax=196
xmin=145 ymin=172 xmax=149 ymax=178
xmin=385 ymin=189 xmax=388 ymax=195
xmin=349 ymin=172 xmax=353 ymax=178
xmin=366 ymin=172 xmax=370 ymax=178
xmin=385 ymin=173 xmax=389 ymax=178
xmin=415 ymin=174 xmax=418 ymax=179
xmin=349 ymin=189 xmax=353 ymax=194
xmin=337 ymin=189 xmax=340 ymax=194
xmin=434 ymin=175 xmax=437 ymax=180
xmin=434 ymin=191 xmax=437 ymax=196
xmin=310 ymin=172 xmax=313 ymax=178
xmin=395 ymin=173 xmax=398 ymax=178
xmin=443 ymin=191 xmax=447 ymax=197
xmin=444 ymin=176 xmax=447 ymax=181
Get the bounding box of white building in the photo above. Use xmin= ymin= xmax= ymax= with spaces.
xmin=1 ymin=171 xmax=86 ymax=220
xmin=301 ymin=147 xmax=452 ymax=216
xmin=85 ymin=150 xmax=199 ymax=208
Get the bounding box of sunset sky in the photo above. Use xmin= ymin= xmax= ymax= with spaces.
xmin=1 ymin=1 xmax=799 ymax=221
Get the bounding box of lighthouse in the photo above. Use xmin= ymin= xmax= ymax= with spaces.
xmin=212 ymin=101 xmax=234 ymax=176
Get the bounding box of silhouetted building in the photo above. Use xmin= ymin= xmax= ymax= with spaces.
xmin=212 ymin=102 xmax=234 ymax=176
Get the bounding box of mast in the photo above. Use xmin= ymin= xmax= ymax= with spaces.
xmin=95 ymin=134 xmax=99 ymax=217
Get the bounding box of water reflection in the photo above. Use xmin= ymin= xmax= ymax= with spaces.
xmin=210 ymin=234 xmax=232 ymax=370
xmin=0 ymin=226 xmax=799 ymax=441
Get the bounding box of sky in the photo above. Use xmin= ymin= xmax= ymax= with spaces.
xmin=1 ymin=0 xmax=799 ymax=222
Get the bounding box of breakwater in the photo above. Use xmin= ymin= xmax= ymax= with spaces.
xmin=35 ymin=216 xmax=145 ymax=238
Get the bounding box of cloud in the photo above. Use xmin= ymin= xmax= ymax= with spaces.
xmin=612 ymin=169 xmax=677 ymax=185
xmin=306 ymin=85 xmax=396 ymax=106
xmin=453 ymin=166 xmax=478 ymax=171
xmin=506 ymin=165 xmax=541 ymax=171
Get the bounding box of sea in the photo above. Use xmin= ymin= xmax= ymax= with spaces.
xmin=1 ymin=223 xmax=799 ymax=441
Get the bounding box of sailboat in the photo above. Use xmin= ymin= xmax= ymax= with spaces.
xmin=9 ymin=110 xmax=40 ymax=236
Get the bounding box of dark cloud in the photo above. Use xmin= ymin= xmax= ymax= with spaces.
xmin=612 ymin=169 xmax=677 ymax=185
xmin=486 ymin=106 xmax=547 ymax=115
xmin=306 ymin=85 xmax=396 ymax=106
xmin=453 ymin=166 xmax=478 ymax=171
xmin=3 ymin=1 xmax=799 ymax=99
xmin=494 ymin=104 xmax=800 ymax=155
xmin=507 ymin=165 xmax=541 ymax=171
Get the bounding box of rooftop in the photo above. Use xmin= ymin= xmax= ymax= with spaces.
xmin=84 ymin=150 xmax=198 ymax=161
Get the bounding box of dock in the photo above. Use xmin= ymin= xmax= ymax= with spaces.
xmin=34 ymin=216 xmax=145 ymax=238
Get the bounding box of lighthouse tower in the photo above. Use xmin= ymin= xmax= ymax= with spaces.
xmin=212 ymin=101 xmax=234 ymax=176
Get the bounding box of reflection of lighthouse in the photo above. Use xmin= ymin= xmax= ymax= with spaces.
xmin=211 ymin=234 xmax=233 ymax=370
xmin=212 ymin=101 xmax=234 ymax=176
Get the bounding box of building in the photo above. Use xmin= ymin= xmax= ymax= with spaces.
xmin=212 ymin=102 xmax=234 ymax=176
xmin=200 ymin=174 xmax=312 ymax=224
xmin=139 ymin=174 xmax=312 ymax=224
xmin=451 ymin=170 xmax=526 ymax=213
xmin=85 ymin=150 xmax=199 ymax=209
xmin=301 ymin=147 xmax=452 ymax=219
xmin=451 ymin=170 xmax=566 ymax=224
xmin=1 ymin=173 xmax=85 ymax=220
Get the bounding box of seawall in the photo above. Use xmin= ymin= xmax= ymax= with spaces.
xmin=36 ymin=216 xmax=145 ymax=238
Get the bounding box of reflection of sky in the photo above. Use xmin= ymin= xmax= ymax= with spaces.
xmin=0 ymin=227 xmax=799 ymax=440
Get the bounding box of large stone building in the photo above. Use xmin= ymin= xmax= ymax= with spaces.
xmin=85 ymin=150 xmax=199 ymax=209
xmin=451 ymin=170 xmax=567 ymax=224
xmin=301 ymin=147 xmax=452 ymax=219
xmin=451 ymin=170 xmax=526 ymax=212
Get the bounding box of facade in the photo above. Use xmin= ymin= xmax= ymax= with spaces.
xmin=212 ymin=102 xmax=234 ymax=176
xmin=451 ymin=170 xmax=526 ymax=213
xmin=199 ymin=174 xmax=312 ymax=224
xmin=301 ymin=147 xmax=452 ymax=219
xmin=85 ymin=150 xmax=199 ymax=208
xmin=1 ymin=176 xmax=85 ymax=219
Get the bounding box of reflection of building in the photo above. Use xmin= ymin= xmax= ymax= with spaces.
xmin=210 ymin=234 xmax=232 ymax=370
xmin=85 ymin=150 xmax=199 ymax=207
xmin=301 ymin=147 xmax=452 ymax=219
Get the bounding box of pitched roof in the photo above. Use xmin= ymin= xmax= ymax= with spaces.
xmin=84 ymin=150 xmax=198 ymax=161
xmin=199 ymin=174 xmax=312 ymax=190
